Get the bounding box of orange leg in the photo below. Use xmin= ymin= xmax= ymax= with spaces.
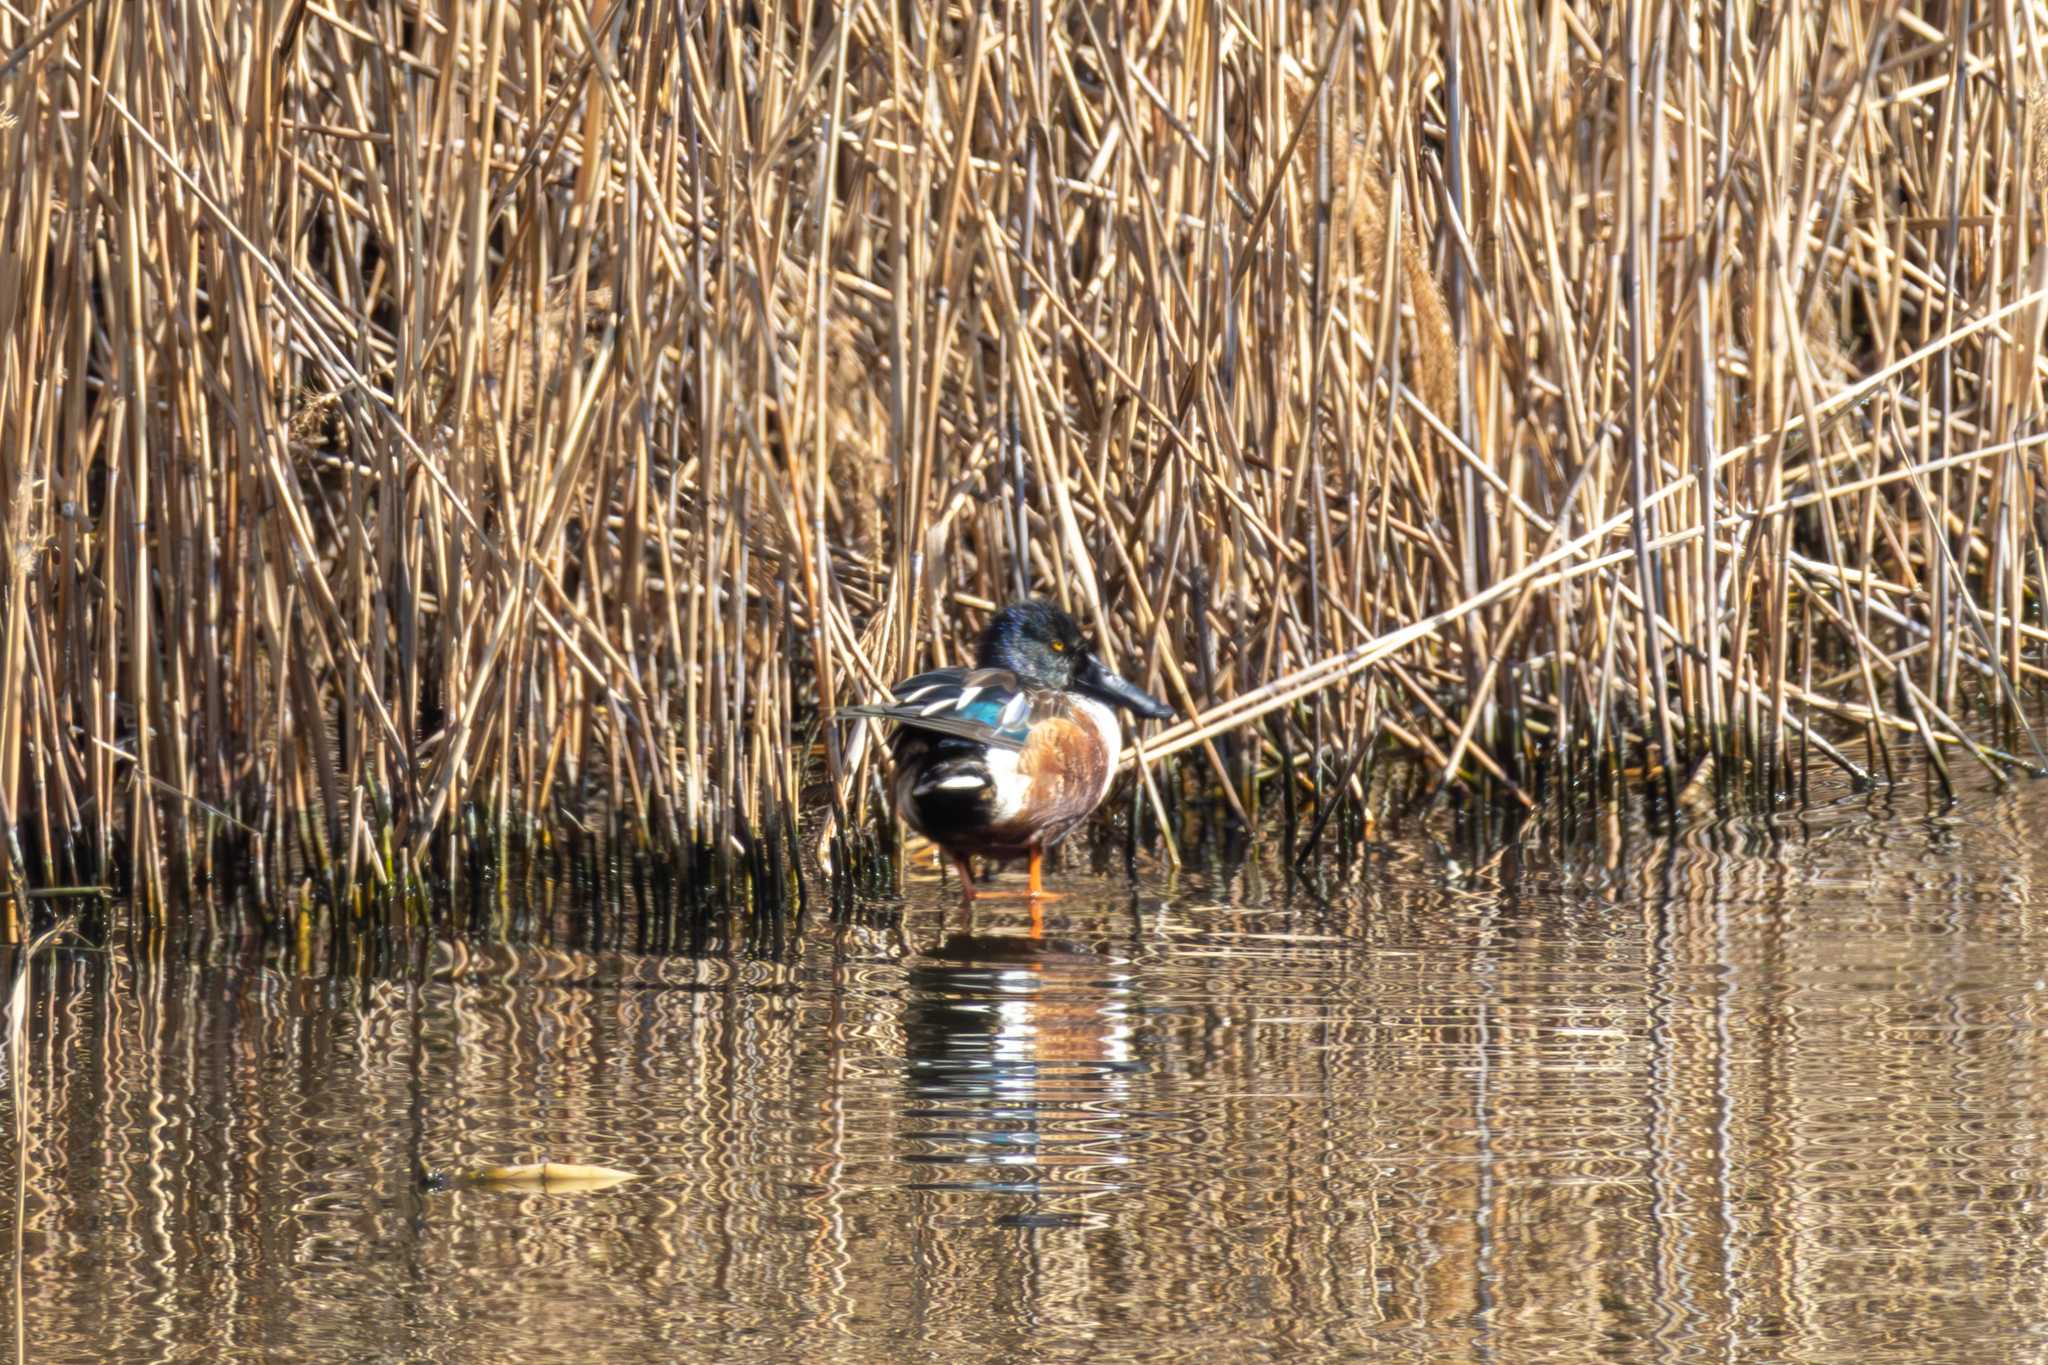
xmin=1026 ymin=846 xmax=1065 ymax=900
xmin=1026 ymin=846 xmax=1061 ymax=937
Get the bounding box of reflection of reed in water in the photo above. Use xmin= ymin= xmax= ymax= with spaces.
xmin=901 ymin=935 xmax=1142 ymax=1207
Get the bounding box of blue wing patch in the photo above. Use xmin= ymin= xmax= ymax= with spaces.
xmin=839 ymin=667 xmax=1037 ymax=749
xmin=957 ymin=694 xmax=1015 ymax=730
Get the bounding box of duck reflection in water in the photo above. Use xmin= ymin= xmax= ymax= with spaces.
xmin=901 ymin=933 xmax=1143 ymax=1215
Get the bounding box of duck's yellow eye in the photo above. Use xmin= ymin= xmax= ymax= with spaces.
xmin=1050 ymin=641 xmax=1065 ymax=652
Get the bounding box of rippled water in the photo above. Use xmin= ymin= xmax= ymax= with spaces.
xmin=12 ymin=769 xmax=2048 ymax=1362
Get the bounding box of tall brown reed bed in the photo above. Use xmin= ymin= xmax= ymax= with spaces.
xmin=0 ymin=0 xmax=2045 ymax=917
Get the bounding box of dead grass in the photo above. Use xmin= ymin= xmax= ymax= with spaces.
xmin=0 ymin=1 xmax=2046 ymax=908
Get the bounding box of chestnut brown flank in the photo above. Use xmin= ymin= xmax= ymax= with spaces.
xmin=973 ymin=714 xmax=1108 ymax=853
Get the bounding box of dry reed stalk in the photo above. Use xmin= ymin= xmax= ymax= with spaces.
xmin=0 ymin=0 xmax=2042 ymax=913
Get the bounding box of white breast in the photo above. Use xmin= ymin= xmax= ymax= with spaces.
xmin=987 ymin=697 xmax=1122 ymax=821
xmin=984 ymin=744 xmax=1030 ymax=819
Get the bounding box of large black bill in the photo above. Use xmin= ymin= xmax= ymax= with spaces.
xmin=1080 ymin=657 xmax=1175 ymax=720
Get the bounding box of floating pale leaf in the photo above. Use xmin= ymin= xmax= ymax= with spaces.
xmin=458 ymin=1163 xmax=638 ymax=1192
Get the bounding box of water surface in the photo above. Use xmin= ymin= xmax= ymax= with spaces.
xmin=11 ymin=772 xmax=2048 ymax=1362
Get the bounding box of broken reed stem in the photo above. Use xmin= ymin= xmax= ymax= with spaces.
xmin=0 ymin=0 xmax=2043 ymax=914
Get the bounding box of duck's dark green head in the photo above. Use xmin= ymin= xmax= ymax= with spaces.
xmin=975 ymin=602 xmax=1175 ymax=720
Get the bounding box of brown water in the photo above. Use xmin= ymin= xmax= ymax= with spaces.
xmin=11 ymin=770 xmax=2048 ymax=1362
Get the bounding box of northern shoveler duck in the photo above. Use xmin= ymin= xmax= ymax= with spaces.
xmin=841 ymin=602 xmax=1174 ymax=916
